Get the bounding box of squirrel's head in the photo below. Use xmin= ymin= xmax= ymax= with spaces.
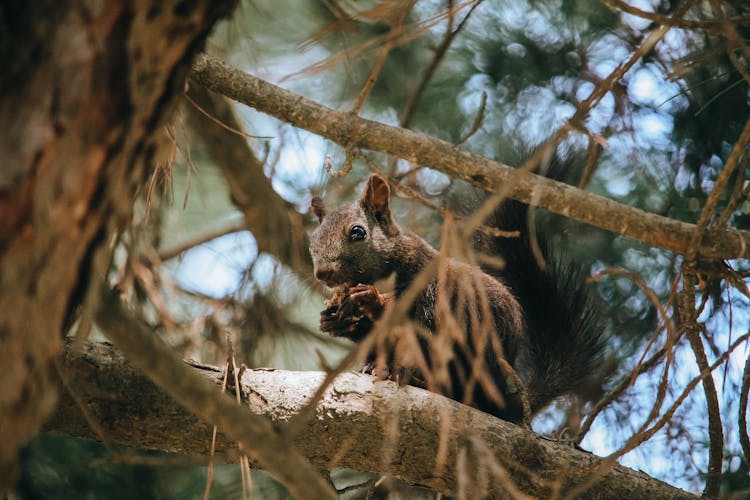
xmin=309 ymin=174 xmax=400 ymax=287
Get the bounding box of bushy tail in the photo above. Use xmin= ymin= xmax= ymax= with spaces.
xmin=475 ymin=156 xmax=607 ymax=413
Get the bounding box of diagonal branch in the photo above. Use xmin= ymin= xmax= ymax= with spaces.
xmin=183 ymin=83 xmax=314 ymax=279
xmin=93 ymin=290 xmax=337 ymax=500
xmin=190 ymin=54 xmax=750 ymax=261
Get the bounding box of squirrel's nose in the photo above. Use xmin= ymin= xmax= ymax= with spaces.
xmin=315 ymin=265 xmax=342 ymax=286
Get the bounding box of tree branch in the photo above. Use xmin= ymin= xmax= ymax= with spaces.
xmin=190 ymin=54 xmax=750 ymax=261
xmin=49 ymin=338 xmax=695 ymax=499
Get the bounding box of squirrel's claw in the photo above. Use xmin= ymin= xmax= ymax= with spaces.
xmin=320 ymin=306 xmax=373 ymax=341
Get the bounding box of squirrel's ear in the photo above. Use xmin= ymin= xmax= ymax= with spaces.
xmin=361 ymin=174 xmax=397 ymax=233
xmin=311 ymin=196 xmax=326 ymax=223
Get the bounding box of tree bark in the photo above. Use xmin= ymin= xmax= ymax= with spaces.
xmin=0 ymin=0 xmax=234 ymax=487
xmin=48 ymin=340 xmax=696 ymax=499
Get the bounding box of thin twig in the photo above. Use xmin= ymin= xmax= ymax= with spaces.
xmin=284 ymin=0 xmax=480 ymax=81
xmin=184 ymin=91 xmax=272 ymax=140
xmin=714 ymin=150 xmax=748 ymax=228
xmin=203 ymin=355 xmax=230 ymax=500
xmin=563 ymin=331 xmax=750 ymax=500
xmin=158 ymin=217 xmax=247 ymax=261
xmin=740 ymin=351 xmax=750 ymax=465
xmin=351 ymin=3 xmax=413 ymax=114
xmin=400 ymin=0 xmax=484 ymax=129
xmin=689 ymin=116 xmax=750 ymax=253
xmin=575 ymin=345 xmax=667 ymax=444
xmin=707 ymin=0 xmax=750 ymax=71
xmin=576 ymin=266 xmax=679 ymax=443
xmin=603 ymin=0 xmax=750 ymax=33
xmin=457 ymin=91 xmax=487 ymax=145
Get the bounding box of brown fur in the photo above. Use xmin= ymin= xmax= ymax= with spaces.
xmin=310 ymin=174 xmax=528 ymax=421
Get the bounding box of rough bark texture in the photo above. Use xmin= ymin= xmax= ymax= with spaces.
xmin=190 ymin=54 xmax=750 ymax=261
xmin=0 ymin=0 xmax=234 ymax=487
xmin=48 ymin=340 xmax=696 ymax=499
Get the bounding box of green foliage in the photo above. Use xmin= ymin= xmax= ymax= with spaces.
xmin=19 ymin=434 xmax=296 ymax=500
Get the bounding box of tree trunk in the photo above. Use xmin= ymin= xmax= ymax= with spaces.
xmin=0 ymin=0 xmax=235 ymax=487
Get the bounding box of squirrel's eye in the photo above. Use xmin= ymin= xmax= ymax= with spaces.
xmin=349 ymin=225 xmax=366 ymax=242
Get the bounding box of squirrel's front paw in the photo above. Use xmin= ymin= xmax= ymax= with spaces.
xmin=320 ymin=306 xmax=373 ymax=341
xmin=319 ymin=285 xmax=388 ymax=341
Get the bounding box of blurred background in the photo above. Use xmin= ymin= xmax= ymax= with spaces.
xmin=18 ymin=0 xmax=750 ymax=497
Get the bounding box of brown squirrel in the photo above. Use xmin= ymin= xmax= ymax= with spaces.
xmin=309 ymin=170 xmax=605 ymax=423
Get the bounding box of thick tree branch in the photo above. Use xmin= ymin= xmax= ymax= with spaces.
xmin=49 ymin=339 xmax=695 ymax=499
xmin=190 ymin=54 xmax=750 ymax=261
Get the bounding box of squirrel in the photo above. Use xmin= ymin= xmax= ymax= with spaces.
xmin=308 ymin=164 xmax=606 ymax=424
